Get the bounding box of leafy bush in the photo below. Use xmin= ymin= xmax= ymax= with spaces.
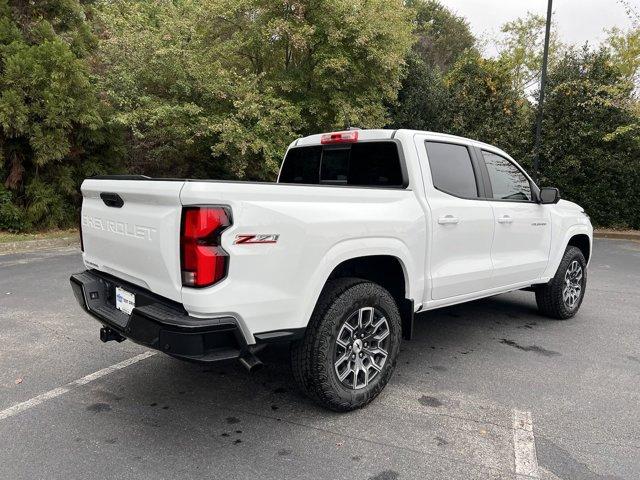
xmin=0 ymin=0 xmax=123 ymax=232
xmin=538 ymin=48 xmax=640 ymax=228
xmin=0 ymin=185 xmax=25 ymax=231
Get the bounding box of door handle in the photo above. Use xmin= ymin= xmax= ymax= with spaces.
xmin=438 ymin=215 xmax=459 ymax=225
xmin=497 ymin=215 xmax=513 ymax=224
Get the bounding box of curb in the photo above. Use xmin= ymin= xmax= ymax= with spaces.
xmin=0 ymin=236 xmax=80 ymax=256
xmin=594 ymin=230 xmax=640 ymax=241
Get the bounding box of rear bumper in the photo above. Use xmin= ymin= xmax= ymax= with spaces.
xmin=70 ymin=270 xmax=246 ymax=363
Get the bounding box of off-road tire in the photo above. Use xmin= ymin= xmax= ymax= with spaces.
xmin=536 ymin=246 xmax=587 ymax=319
xmin=291 ymin=278 xmax=402 ymax=412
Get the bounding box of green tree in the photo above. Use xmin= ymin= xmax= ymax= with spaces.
xmin=497 ymin=12 xmax=562 ymax=94
xmin=606 ymin=26 xmax=640 ymax=86
xmin=388 ymin=52 xmax=449 ymax=131
xmin=390 ymin=0 xmax=475 ymax=130
xmin=97 ymin=0 xmax=414 ymax=181
xmin=0 ymin=0 xmax=118 ymax=231
xmin=408 ymin=0 xmax=476 ymax=72
xmin=444 ymin=52 xmax=533 ymax=163
xmin=539 ymin=47 xmax=640 ymax=228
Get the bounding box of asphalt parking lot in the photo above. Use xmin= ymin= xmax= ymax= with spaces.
xmin=0 ymin=238 xmax=638 ymax=480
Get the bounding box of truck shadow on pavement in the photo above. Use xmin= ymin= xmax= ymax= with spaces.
xmin=100 ymin=290 xmax=553 ymax=417
xmin=71 ymin=291 xmax=558 ymax=479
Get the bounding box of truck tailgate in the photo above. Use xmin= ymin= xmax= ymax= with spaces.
xmin=80 ymin=179 xmax=185 ymax=302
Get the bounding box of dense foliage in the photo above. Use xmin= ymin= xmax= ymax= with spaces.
xmin=539 ymin=48 xmax=640 ymax=228
xmin=0 ymin=0 xmax=123 ymax=231
xmin=96 ymin=0 xmax=413 ymax=180
xmin=1 ymin=0 xmax=639 ymax=231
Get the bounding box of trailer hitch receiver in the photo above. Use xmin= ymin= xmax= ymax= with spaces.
xmin=100 ymin=326 xmax=126 ymax=343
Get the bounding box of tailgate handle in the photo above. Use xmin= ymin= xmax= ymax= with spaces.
xmin=100 ymin=192 xmax=124 ymax=208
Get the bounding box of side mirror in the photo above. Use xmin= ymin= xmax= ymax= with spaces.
xmin=539 ymin=187 xmax=560 ymax=204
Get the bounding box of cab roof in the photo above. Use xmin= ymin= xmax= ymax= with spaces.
xmin=294 ymin=129 xmax=503 ymax=154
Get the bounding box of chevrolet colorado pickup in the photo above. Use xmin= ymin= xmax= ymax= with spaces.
xmin=70 ymin=129 xmax=593 ymax=411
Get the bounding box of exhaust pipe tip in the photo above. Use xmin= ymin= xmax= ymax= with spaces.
xmin=238 ymin=350 xmax=263 ymax=373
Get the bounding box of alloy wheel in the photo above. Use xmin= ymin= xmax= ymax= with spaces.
xmin=333 ymin=307 xmax=390 ymax=390
xmin=562 ymin=260 xmax=583 ymax=309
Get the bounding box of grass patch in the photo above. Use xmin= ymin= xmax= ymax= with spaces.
xmin=0 ymin=228 xmax=78 ymax=244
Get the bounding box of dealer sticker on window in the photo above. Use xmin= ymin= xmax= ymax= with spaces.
xmin=115 ymin=286 xmax=135 ymax=315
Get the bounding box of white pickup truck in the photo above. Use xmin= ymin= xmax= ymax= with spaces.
xmin=70 ymin=129 xmax=592 ymax=411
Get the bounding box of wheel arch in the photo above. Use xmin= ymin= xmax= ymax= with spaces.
xmin=302 ymin=239 xmax=420 ymax=341
xmin=542 ymin=224 xmax=593 ymax=279
xmin=567 ymin=233 xmax=591 ymax=264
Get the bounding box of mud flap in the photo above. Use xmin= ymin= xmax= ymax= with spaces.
xmin=400 ymin=298 xmax=414 ymax=341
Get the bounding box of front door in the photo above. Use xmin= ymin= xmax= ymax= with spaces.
xmin=480 ymin=150 xmax=552 ymax=286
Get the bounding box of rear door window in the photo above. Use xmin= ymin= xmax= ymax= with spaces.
xmin=348 ymin=142 xmax=404 ymax=186
xmin=425 ymin=142 xmax=479 ymax=198
xmin=279 ymin=141 xmax=405 ymax=187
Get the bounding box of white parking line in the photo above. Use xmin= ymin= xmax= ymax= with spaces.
xmin=0 ymin=351 xmax=156 ymax=421
xmin=513 ymin=409 xmax=540 ymax=479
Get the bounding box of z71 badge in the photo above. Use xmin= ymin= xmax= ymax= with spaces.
xmin=234 ymin=234 xmax=280 ymax=245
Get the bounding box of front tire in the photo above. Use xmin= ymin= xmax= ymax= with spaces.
xmin=291 ymin=278 xmax=402 ymax=412
xmin=536 ymin=246 xmax=587 ymax=319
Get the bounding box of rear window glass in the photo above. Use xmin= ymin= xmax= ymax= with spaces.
xmin=279 ymin=142 xmax=404 ymax=187
xmin=425 ymin=142 xmax=479 ymax=198
xmin=278 ymin=145 xmax=321 ymax=184
xmin=321 ymin=148 xmax=350 ymax=184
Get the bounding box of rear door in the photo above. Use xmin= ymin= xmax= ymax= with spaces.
xmin=417 ymin=138 xmax=495 ymax=300
xmin=478 ymin=149 xmax=551 ymax=286
xmin=80 ymin=179 xmax=185 ymax=302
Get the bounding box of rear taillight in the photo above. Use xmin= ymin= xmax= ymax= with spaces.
xmin=180 ymin=206 xmax=231 ymax=288
xmin=320 ymin=130 xmax=359 ymax=144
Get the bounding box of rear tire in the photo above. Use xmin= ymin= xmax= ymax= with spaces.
xmin=291 ymin=278 xmax=402 ymax=412
xmin=536 ymin=246 xmax=587 ymax=319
